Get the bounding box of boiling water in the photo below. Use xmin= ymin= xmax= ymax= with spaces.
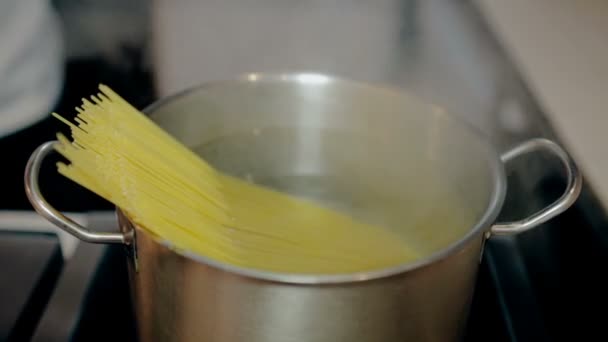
xmin=194 ymin=126 xmax=478 ymax=258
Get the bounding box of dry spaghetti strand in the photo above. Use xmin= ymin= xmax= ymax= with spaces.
xmin=53 ymin=84 xmax=419 ymax=274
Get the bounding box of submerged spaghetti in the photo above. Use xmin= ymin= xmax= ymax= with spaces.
xmin=53 ymin=85 xmax=418 ymax=273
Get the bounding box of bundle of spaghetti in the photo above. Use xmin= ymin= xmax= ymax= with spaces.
xmin=53 ymin=84 xmax=418 ymax=273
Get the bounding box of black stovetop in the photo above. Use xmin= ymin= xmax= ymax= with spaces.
xmin=1 ymin=170 xmax=604 ymax=342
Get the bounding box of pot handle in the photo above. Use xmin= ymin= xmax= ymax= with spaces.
xmin=491 ymin=138 xmax=582 ymax=235
xmin=24 ymin=141 xmax=130 ymax=245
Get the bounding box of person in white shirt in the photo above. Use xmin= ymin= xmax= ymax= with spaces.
xmin=0 ymin=0 xmax=63 ymax=137
xmin=0 ymin=0 xmax=110 ymax=211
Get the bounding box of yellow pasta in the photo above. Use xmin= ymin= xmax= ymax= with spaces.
xmin=53 ymin=84 xmax=419 ymax=274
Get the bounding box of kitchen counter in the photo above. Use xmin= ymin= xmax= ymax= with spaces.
xmin=475 ymin=0 xmax=608 ymax=211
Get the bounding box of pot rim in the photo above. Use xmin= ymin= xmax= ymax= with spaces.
xmin=137 ymin=72 xmax=508 ymax=285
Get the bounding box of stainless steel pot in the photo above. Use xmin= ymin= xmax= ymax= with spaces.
xmin=25 ymin=73 xmax=582 ymax=342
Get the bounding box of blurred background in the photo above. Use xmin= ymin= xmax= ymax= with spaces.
xmin=0 ymin=0 xmax=607 ymax=341
xmin=0 ymin=0 xmax=553 ymax=211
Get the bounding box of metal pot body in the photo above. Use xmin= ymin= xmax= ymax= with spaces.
xmin=24 ymin=74 xmax=582 ymax=342
xmin=120 ymin=212 xmax=482 ymax=342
